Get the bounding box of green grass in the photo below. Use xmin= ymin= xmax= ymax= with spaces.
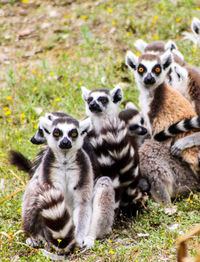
xmin=0 ymin=0 xmax=200 ymax=261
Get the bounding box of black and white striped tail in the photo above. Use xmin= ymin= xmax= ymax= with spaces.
xmin=154 ymin=116 xmax=200 ymax=142
xmin=90 ymin=116 xmax=143 ymax=205
xmin=38 ymin=185 xmax=76 ymax=253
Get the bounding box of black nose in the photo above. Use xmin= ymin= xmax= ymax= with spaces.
xmin=137 ymin=126 xmax=147 ymax=136
xmin=129 ymin=125 xmax=147 ymax=136
xmin=30 ymin=135 xmax=45 ymax=145
xmin=89 ymin=101 xmax=102 ymax=113
xmin=144 ymin=73 xmax=155 ymax=85
xmin=59 ymin=138 xmax=72 ymax=149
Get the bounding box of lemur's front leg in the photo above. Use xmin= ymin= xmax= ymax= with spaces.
xmin=73 ymin=199 xmax=92 ymax=247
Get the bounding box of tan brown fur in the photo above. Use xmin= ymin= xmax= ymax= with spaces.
xmin=187 ymin=66 xmax=200 ymax=115
xmin=149 ymin=82 xmax=200 ymax=175
xmin=138 ymin=53 xmax=160 ymax=63
xmin=144 ymin=41 xmax=165 ymax=53
xmin=173 ymin=53 xmax=188 ymax=67
xmin=177 ymin=225 xmax=200 ymax=262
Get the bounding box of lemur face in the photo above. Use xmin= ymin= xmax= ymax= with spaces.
xmin=31 ymin=112 xmax=69 ymax=145
xmin=81 ymin=86 xmax=123 ymax=117
xmin=119 ymin=103 xmax=147 ymax=136
xmin=39 ymin=116 xmax=84 ymax=151
xmin=169 ymin=63 xmax=188 ymax=89
xmin=126 ymin=50 xmax=173 ymax=90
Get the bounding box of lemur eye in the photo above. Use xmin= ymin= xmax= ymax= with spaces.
xmin=155 ymin=67 xmax=161 ymax=73
xmin=69 ymin=129 xmax=78 ymax=138
xmin=98 ymin=96 xmax=108 ymax=105
xmin=138 ymin=67 xmax=144 ymax=73
xmin=53 ymin=129 xmax=62 ymax=137
xmin=87 ymin=97 xmax=93 ymax=104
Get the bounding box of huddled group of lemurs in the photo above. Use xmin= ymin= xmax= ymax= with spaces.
xmin=9 ymin=17 xmax=200 ymax=259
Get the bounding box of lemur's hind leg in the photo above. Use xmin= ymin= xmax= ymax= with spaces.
xmin=139 ymin=139 xmax=174 ymax=204
xmin=84 ymin=176 xmax=115 ymax=248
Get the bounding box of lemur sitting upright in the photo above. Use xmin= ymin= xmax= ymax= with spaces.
xmin=81 ymin=86 xmax=146 ymax=208
xmin=125 ymin=50 xmax=200 ymax=202
xmin=126 ymin=50 xmax=200 ymax=175
xmin=21 ymin=115 xmax=94 ymax=252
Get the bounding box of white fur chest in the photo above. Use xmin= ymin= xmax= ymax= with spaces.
xmin=91 ymin=115 xmax=103 ymax=133
xmin=50 ymin=154 xmax=80 ymax=212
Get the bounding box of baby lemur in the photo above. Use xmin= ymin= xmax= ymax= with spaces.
xmin=21 ymin=115 xmax=93 ymax=252
xmin=126 ymin=50 xmax=200 ymax=203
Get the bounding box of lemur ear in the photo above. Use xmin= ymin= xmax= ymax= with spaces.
xmin=125 ymin=101 xmax=138 ymax=111
xmin=79 ymin=117 xmax=91 ymax=136
xmin=125 ymin=51 xmax=138 ymax=71
xmin=39 ymin=116 xmax=53 ymax=136
xmin=134 ymin=39 xmax=147 ymax=53
xmin=81 ymin=86 xmax=90 ymax=101
xmin=165 ymin=40 xmax=177 ymax=51
xmin=44 ymin=113 xmax=56 ymax=121
xmin=160 ymin=50 xmax=173 ymax=70
xmin=191 ymin=17 xmax=200 ymax=36
xmin=111 ymin=86 xmax=123 ymax=104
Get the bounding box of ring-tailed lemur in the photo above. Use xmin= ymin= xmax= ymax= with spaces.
xmin=30 ymin=112 xmax=70 ymax=145
xmin=134 ymin=39 xmax=184 ymax=60
xmin=10 ymin=112 xmax=115 ymax=249
xmin=182 ymin=17 xmax=200 ymax=46
xmin=22 ymin=115 xmax=94 ymax=251
xmin=134 ymin=39 xmax=187 ymax=90
xmin=125 ymin=50 xmax=200 ymax=203
xmin=10 ymin=112 xmax=91 ymax=178
xmin=81 ymin=86 xmax=146 ymax=209
xmin=126 ymin=49 xmax=200 ymax=176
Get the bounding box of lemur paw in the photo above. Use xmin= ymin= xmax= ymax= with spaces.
xmin=26 ymin=236 xmax=46 ymax=248
xmin=76 ymin=234 xmax=85 ymax=248
xmin=171 ymin=143 xmax=183 ymax=156
xmin=83 ymin=236 xmax=95 ymax=248
xmin=26 ymin=237 xmax=39 ymax=247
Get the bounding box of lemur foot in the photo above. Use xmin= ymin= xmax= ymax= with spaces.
xmin=76 ymin=234 xmax=85 ymax=248
xmin=26 ymin=237 xmax=40 ymax=247
xmin=83 ymin=236 xmax=95 ymax=248
xmin=26 ymin=236 xmax=46 ymax=247
xmin=171 ymin=141 xmax=184 ymax=156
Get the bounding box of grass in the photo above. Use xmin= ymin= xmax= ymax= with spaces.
xmin=0 ymin=0 xmax=200 ymax=261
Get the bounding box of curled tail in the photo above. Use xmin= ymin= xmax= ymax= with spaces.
xmin=9 ymin=150 xmax=32 ymax=173
xmin=38 ymin=185 xmax=76 ymax=253
xmin=154 ymin=116 xmax=200 ymax=141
